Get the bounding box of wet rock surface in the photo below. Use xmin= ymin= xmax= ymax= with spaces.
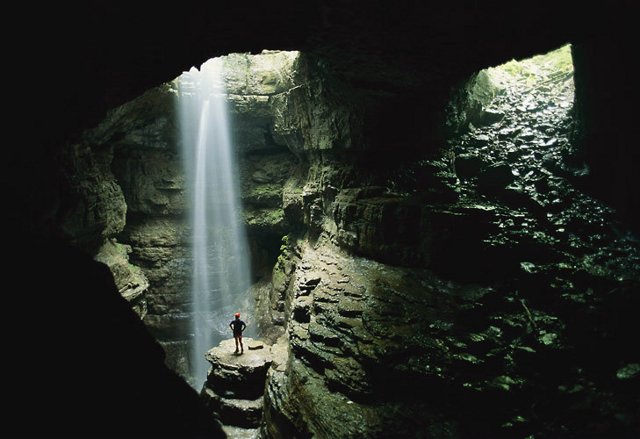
xmin=203 ymin=337 xmax=287 ymax=435
xmin=94 ymin=239 xmax=149 ymax=317
xmin=53 ymin=42 xmax=639 ymax=437
xmin=59 ymin=51 xmax=303 ymax=383
xmin=262 ymin=46 xmax=640 ymax=437
xmin=16 ymin=4 xmax=638 ymax=438
xmin=266 ymin=240 xmax=497 ymax=437
xmin=58 ymin=141 xmax=127 ymax=252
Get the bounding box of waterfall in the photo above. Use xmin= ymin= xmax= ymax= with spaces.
xmin=177 ymin=58 xmax=253 ymax=388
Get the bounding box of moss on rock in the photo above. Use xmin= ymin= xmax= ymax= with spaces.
xmin=94 ymin=239 xmax=149 ymax=317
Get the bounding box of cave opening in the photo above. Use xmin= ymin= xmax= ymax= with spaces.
xmin=450 ymin=44 xmax=576 ymax=186
xmin=63 ymin=49 xmax=303 ymax=390
xmin=437 ymin=44 xmax=582 ymax=283
xmin=45 ymin=36 xmax=639 ymax=438
xmin=9 ymin=3 xmax=640 ymax=437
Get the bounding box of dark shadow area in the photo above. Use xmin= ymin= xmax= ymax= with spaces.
xmin=571 ymin=37 xmax=639 ymax=232
xmin=4 ymin=234 xmax=224 ymax=437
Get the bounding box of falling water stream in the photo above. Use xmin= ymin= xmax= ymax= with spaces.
xmin=177 ymin=58 xmax=254 ymax=388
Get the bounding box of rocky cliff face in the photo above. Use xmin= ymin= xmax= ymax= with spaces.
xmin=258 ymin=46 xmax=640 ymax=437
xmin=59 ymin=51 xmax=304 ymax=382
xmin=57 ymin=45 xmax=639 ymax=437
xmin=202 ymin=337 xmax=287 ymax=438
xmin=13 ymin=3 xmax=638 ymax=437
xmin=58 ymin=118 xmax=148 ymax=316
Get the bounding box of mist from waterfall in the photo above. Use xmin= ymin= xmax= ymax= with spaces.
xmin=177 ymin=58 xmax=253 ymax=388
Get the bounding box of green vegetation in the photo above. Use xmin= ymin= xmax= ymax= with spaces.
xmin=244 ymin=184 xmax=282 ymax=205
xmin=485 ymin=44 xmax=573 ymax=88
xmin=243 ymin=207 xmax=284 ymax=228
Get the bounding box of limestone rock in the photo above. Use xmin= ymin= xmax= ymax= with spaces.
xmin=479 ymin=108 xmax=505 ymax=125
xmin=223 ymin=51 xmax=299 ymax=97
xmin=222 ymin=425 xmax=259 ymax=439
xmin=477 ymin=162 xmax=515 ymax=192
xmin=143 ymin=313 xmax=192 ymax=341
xmin=54 ymin=40 xmax=640 ymax=438
xmin=243 ymin=207 xmax=286 ymax=234
xmin=262 ymin=241 xmax=500 ymax=436
xmin=262 ymin=221 xmax=637 ymax=437
xmin=59 ymin=142 xmax=127 ymax=252
xmin=85 ymin=84 xmax=176 ymax=151
xmin=205 ymin=338 xmax=273 ymax=400
xmin=124 ymin=217 xmax=183 ymax=249
xmin=112 ymin=149 xmax=186 ymax=215
xmin=240 ymin=153 xmax=295 ymax=208
xmin=331 ymin=188 xmax=431 ymax=267
xmin=94 ymin=239 xmax=149 ymax=317
xmin=446 ymin=69 xmax=499 ymax=133
xmin=222 ymin=51 xmax=301 ymax=154
xmin=202 ymin=387 xmax=263 ymax=428
xmin=123 ymin=218 xmax=189 ymax=317
xmin=121 ymin=217 xmax=192 ymax=369
xmin=203 ymin=337 xmax=287 ymax=430
xmin=455 ymin=153 xmax=488 ymax=179
xmin=270 ymin=57 xmax=363 ymax=156
xmin=159 ymin=340 xmax=192 ymax=385
xmin=282 ymin=175 xmax=305 ymax=227
xmin=228 ymin=94 xmax=277 ymax=153
xmin=263 ymin=354 xmax=381 ymax=439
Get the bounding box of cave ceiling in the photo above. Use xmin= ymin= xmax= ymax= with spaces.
xmin=19 ymin=1 xmax=628 ymax=146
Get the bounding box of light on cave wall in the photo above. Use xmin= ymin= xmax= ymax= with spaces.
xmin=452 ymin=44 xmax=576 ymax=192
xmin=176 ymin=57 xmax=254 ymax=388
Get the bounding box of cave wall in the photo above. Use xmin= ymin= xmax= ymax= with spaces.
xmin=256 ymin=46 xmax=640 ymax=437
xmin=12 ymin=2 xmax=629 ymax=238
xmin=571 ymin=37 xmax=639 ymax=230
xmin=45 ymin=34 xmax=640 ymax=439
xmin=56 ymin=51 xmax=305 ymax=380
xmin=7 ymin=2 xmax=639 ymax=437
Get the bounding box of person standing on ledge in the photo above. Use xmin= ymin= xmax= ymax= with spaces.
xmin=229 ymin=312 xmax=247 ymax=355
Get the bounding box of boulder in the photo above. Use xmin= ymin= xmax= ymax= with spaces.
xmin=477 ymin=163 xmax=515 ymax=193
xmin=94 ymin=239 xmax=149 ymax=316
xmin=479 ymin=108 xmax=505 ymax=125
xmin=455 ymin=153 xmax=489 ymax=179
xmin=205 ymin=338 xmax=273 ymax=400
xmin=202 ymin=387 xmax=263 ymax=428
xmin=202 ymin=338 xmax=288 ymax=430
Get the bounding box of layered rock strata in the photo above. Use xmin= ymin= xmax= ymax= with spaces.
xmin=203 ymin=337 xmax=288 ymax=438
xmin=258 ymin=46 xmax=640 ymax=437
xmin=59 ymin=51 xmax=303 ymax=382
xmin=55 ymin=45 xmax=639 ymax=437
